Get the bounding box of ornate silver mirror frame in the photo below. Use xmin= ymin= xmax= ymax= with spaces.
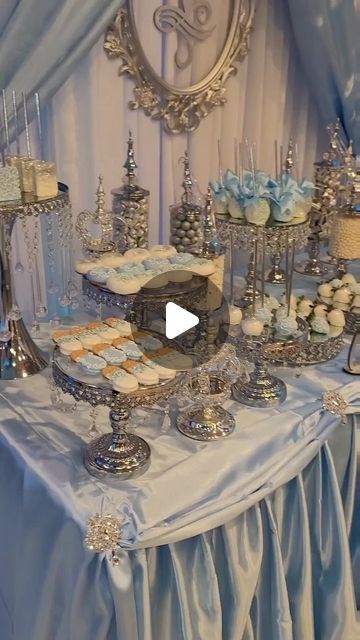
xmin=104 ymin=0 xmax=255 ymax=134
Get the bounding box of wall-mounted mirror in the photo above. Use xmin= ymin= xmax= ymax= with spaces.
xmin=104 ymin=0 xmax=255 ymax=134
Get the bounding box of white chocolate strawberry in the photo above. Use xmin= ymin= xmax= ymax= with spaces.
xmin=333 ymin=288 xmax=351 ymax=304
xmin=327 ymin=309 xmax=345 ymax=327
xmin=318 ymin=283 xmax=333 ymax=298
xmin=241 ymin=317 xmax=264 ymax=336
xmin=341 ymin=273 xmax=357 ymax=285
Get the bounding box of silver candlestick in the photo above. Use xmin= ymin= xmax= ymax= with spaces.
xmin=266 ymin=138 xmax=293 ymax=284
xmin=295 ymin=121 xmax=342 ymax=277
xmin=85 ymin=406 xmax=151 ymax=478
xmin=112 ymin=132 xmax=149 ymax=251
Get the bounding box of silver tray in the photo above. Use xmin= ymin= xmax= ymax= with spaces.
xmin=52 ymin=347 xmax=186 ymax=410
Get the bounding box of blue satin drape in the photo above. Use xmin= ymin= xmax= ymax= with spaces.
xmin=287 ymin=0 xmax=360 ymax=151
xmin=0 ymin=0 xmax=125 ymax=136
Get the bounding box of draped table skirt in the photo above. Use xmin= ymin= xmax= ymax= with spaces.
xmin=0 ymin=332 xmax=359 ymax=640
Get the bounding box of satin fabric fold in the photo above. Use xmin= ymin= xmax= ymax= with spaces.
xmin=1 ymin=430 xmax=358 ymax=639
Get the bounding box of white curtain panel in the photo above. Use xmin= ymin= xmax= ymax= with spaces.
xmin=13 ymin=0 xmax=326 ymax=317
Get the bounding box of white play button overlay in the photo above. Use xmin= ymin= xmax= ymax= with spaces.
xmin=165 ymin=302 xmax=199 ymax=339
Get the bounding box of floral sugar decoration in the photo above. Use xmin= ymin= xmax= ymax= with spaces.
xmin=85 ymin=513 xmax=122 ymax=554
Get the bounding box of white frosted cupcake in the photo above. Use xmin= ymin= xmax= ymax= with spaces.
xmin=88 ymin=266 xmax=116 ymax=284
xmin=150 ymin=244 xmax=177 ymax=259
xmin=106 ymin=273 xmax=141 ymax=295
xmin=124 ymin=248 xmax=150 ymax=263
xmin=75 ymin=260 xmax=102 ymax=275
xmin=101 ymin=254 xmax=129 ymax=268
xmin=187 ymin=258 xmax=215 ymax=277
xmin=168 ymin=265 xmax=193 ymax=283
xmin=140 ymin=270 xmax=169 ymax=288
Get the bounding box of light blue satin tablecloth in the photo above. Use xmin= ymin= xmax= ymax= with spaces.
xmin=0 ymin=331 xmax=359 ymax=640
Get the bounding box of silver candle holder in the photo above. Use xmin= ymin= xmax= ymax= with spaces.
xmin=169 ymin=151 xmax=203 ymax=254
xmin=295 ymin=121 xmax=343 ymax=277
xmin=266 ymin=139 xmax=293 ymax=284
xmin=112 ymin=132 xmax=149 ymax=251
xmin=76 ymin=176 xmax=114 ymax=256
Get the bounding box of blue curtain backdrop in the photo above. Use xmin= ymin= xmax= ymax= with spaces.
xmin=0 ymin=0 xmax=125 ymax=138
xmin=288 ymin=0 xmax=360 ymax=152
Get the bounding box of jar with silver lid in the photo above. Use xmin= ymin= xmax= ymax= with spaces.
xmin=169 ymin=151 xmax=203 ymax=254
xmin=111 ymin=132 xmax=149 ymax=252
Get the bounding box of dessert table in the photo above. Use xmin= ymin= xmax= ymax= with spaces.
xmin=0 ymin=328 xmax=359 ymax=640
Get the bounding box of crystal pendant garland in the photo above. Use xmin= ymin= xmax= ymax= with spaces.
xmin=20 ymin=216 xmax=43 ymax=331
xmin=57 ymin=203 xmax=80 ymax=312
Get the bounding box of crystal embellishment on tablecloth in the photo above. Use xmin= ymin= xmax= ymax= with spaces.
xmin=322 ymin=390 xmax=348 ymax=416
xmin=84 ymin=513 xmax=122 ymax=554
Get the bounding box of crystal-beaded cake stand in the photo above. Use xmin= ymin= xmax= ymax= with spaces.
xmin=215 ymin=215 xmax=311 ymax=305
xmin=52 ymin=347 xmax=185 ymax=478
xmin=82 ymin=274 xmax=208 ymax=325
xmin=0 ymin=184 xmax=70 ymax=379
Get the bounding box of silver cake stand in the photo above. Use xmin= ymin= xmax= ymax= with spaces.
xmin=0 ymin=184 xmax=70 ymax=379
xmin=216 ymin=215 xmax=311 ymax=304
xmin=82 ymin=274 xmax=208 ymax=325
xmin=52 ymin=347 xmax=185 ymax=479
xmin=227 ymin=318 xmax=308 ymax=408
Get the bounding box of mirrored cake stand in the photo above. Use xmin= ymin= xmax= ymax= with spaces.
xmin=0 ymin=184 xmax=70 ymax=379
